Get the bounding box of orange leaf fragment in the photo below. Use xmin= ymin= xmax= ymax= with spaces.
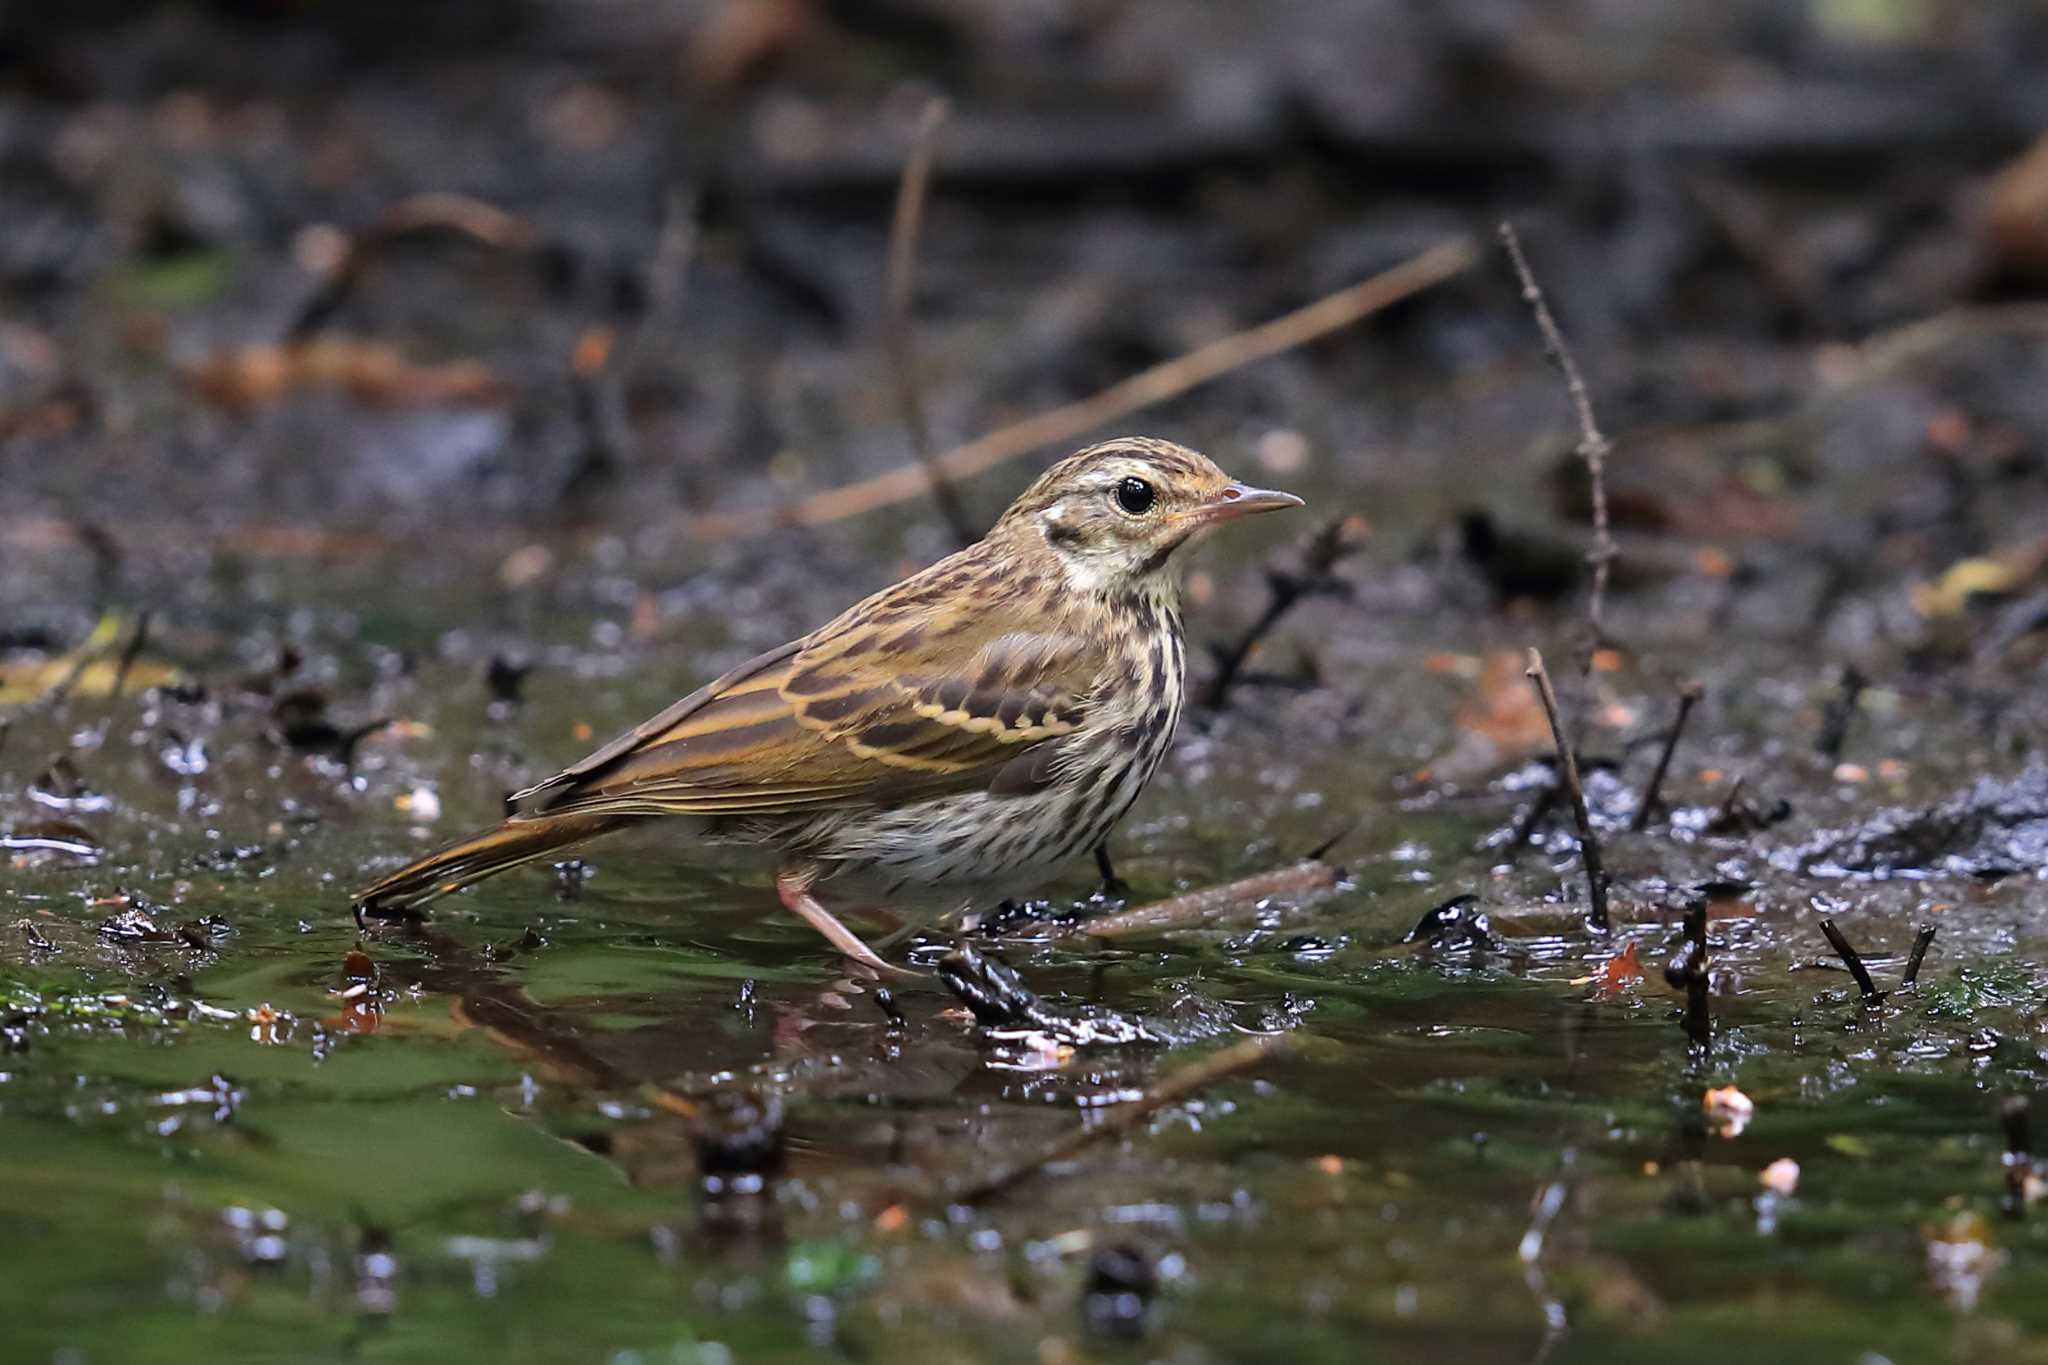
xmin=1597 ymin=941 xmax=1644 ymax=993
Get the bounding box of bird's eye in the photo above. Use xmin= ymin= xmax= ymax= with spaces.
xmin=1115 ymin=476 xmax=1155 ymax=515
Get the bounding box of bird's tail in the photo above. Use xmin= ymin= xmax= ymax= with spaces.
xmin=354 ymin=811 xmax=626 ymax=918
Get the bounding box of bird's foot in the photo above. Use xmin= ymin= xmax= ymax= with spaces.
xmin=776 ymin=867 xmax=924 ymax=979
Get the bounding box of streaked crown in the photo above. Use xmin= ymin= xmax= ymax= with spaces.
xmin=992 ymin=437 xmax=1303 ymax=589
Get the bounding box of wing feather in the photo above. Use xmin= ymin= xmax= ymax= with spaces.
xmin=509 ymin=565 xmax=1107 ymax=823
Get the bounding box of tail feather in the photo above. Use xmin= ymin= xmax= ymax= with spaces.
xmin=354 ymin=812 xmax=626 ymax=917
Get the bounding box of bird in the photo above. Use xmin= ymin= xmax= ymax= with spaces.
xmin=354 ymin=437 xmax=1303 ymax=972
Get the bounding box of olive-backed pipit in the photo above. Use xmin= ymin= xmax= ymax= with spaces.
xmin=355 ymin=437 xmax=1302 ymax=969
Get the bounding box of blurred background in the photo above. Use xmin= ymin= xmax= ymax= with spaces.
xmin=5 ymin=0 xmax=2048 ymax=657
xmin=10 ymin=6 xmax=2048 ymax=1363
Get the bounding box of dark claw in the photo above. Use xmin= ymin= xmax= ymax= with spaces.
xmin=1093 ymin=842 xmax=1130 ymax=899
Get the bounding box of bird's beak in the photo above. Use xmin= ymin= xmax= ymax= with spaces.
xmin=1194 ymin=482 xmax=1306 ymax=524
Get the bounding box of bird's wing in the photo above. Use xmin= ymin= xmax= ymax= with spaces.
xmin=508 ymin=639 xmax=803 ymax=811
xmin=518 ymin=607 xmax=1107 ymax=820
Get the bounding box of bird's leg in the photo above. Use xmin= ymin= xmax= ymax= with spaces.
xmin=1093 ymin=841 xmax=1130 ymax=899
xmin=775 ymin=865 xmax=921 ymax=978
xmin=866 ymin=895 xmax=961 ymax=949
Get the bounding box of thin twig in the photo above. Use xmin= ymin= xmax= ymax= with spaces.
xmin=605 ymin=184 xmax=701 ymax=391
xmin=1629 ymin=680 xmax=1702 ymax=832
xmin=1715 ymin=775 xmax=1746 ymax=819
xmin=34 ymin=635 xmax=110 ymax=713
xmin=563 ymin=192 xmax=702 ymax=500
xmin=108 ymin=610 xmax=153 ymax=700
xmin=955 ymin=1033 xmax=1292 ymax=1202
xmin=1202 ymin=515 xmax=1363 ymax=709
xmin=1817 ymin=917 xmax=1883 ymax=1002
xmin=1076 ymin=859 xmax=1341 ymax=941
xmin=74 ymin=520 xmax=122 ymax=619
xmin=686 ymin=236 xmax=1478 ymax=541
xmin=1498 ymin=781 xmax=1562 ymax=855
xmin=1523 ymin=648 xmax=1610 ymax=931
xmin=1816 ymin=664 xmax=1868 ymax=761
xmin=883 ymin=96 xmax=976 ymax=547
xmin=1704 ymin=773 xmax=1756 ymax=835
xmin=1901 ymin=923 xmax=1937 ymax=989
xmin=565 ymin=325 xmax=634 ymax=496
xmin=1498 ymin=222 xmax=1616 ymax=653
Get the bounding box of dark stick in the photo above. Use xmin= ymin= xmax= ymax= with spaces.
xmin=1303 ymin=819 xmax=1360 ymax=863
xmin=883 ymin=96 xmax=976 ymax=548
xmin=1718 ymin=774 xmax=1746 ymax=814
xmin=565 ymin=328 xmax=634 ymax=494
xmin=108 ymin=609 xmax=154 ymax=701
xmin=1501 ymin=780 xmax=1563 ymax=853
xmin=1900 ymin=923 xmax=1937 ymax=988
xmin=1629 ymin=680 xmax=1702 ymax=832
xmin=1523 ymin=648 xmax=1610 ymax=931
xmin=1092 ymin=841 xmax=1129 ymax=898
xmin=36 ymin=634 xmax=108 ymax=712
xmin=1204 ymin=591 xmax=1298 ymax=710
xmin=1498 ymin=222 xmax=1616 ymax=653
xmin=1202 ymin=516 xmax=1361 ymax=709
xmin=1817 ymin=917 xmax=1883 ymax=1001
xmin=873 ymin=986 xmax=908 ymax=1031
xmin=70 ymin=520 xmax=122 ymax=621
xmin=1706 ymin=773 xmax=1750 ymax=834
xmin=1816 ymin=664 xmax=1868 ymax=760
xmin=955 ymin=1033 xmax=1291 ymax=1202
xmin=1681 ymin=900 xmax=1711 ymax=1052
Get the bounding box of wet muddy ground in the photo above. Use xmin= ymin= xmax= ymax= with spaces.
xmin=7 ymin=4 xmax=2048 ymax=1362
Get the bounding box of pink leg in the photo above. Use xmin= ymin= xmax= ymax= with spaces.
xmin=775 ymin=865 xmax=920 ymax=977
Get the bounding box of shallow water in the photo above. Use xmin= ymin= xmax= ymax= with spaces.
xmin=6 ymin=540 xmax=2047 ymax=1365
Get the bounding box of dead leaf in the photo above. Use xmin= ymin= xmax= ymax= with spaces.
xmin=1433 ymin=650 xmax=1553 ymax=779
xmin=186 ymin=338 xmax=510 ymax=411
xmin=1759 ymin=1158 xmax=1800 ymax=1195
xmin=1597 ymin=941 xmax=1644 ymax=994
xmin=1703 ymin=1086 xmax=1754 ymax=1138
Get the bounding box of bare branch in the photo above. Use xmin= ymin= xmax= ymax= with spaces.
xmin=883 ymin=96 xmax=977 ymax=546
xmin=1524 ymin=647 xmax=1610 ymax=931
xmin=1629 ymin=680 xmax=1702 ymax=832
xmin=688 ymin=237 xmax=1478 ymax=541
xmin=1818 ymin=916 xmax=1883 ymax=1002
xmin=1498 ymin=222 xmax=1616 ymax=649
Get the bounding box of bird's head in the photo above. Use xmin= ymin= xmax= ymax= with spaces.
xmin=996 ymin=437 xmax=1303 ymax=592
